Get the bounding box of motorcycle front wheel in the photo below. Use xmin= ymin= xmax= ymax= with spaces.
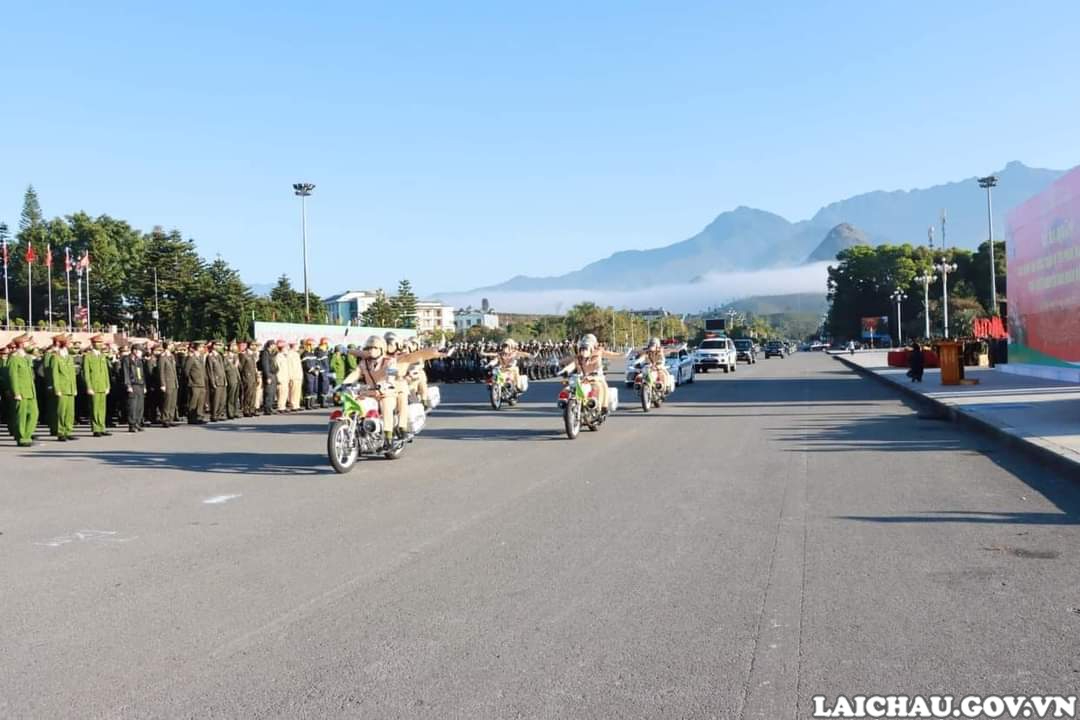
xmin=564 ymin=399 xmax=581 ymax=439
xmin=490 ymin=383 xmax=502 ymax=410
xmin=639 ymin=384 xmax=650 ymax=413
xmin=328 ymin=419 xmax=360 ymax=474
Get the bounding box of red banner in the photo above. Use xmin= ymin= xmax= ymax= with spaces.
xmin=1007 ymin=165 xmax=1080 ymax=363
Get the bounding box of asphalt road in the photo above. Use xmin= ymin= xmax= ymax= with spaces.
xmin=2 ymin=353 xmax=1079 ymax=719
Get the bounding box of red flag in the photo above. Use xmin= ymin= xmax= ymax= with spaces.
xmin=2 ymin=240 xmax=7 ymax=268
xmin=25 ymin=245 xmax=36 ymax=264
xmin=79 ymin=251 xmax=91 ymax=269
xmin=65 ymin=247 xmax=72 ymax=272
xmin=45 ymin=244 xmax=53 ymax=268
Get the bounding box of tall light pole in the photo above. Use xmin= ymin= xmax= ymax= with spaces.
xmin=292 ymin=182 xmax=315 ymax=321
xmin=977 ymin=175 xmax=999 ymax=314
xmin=934 ymin=257 xmax=958 ymax=338
xmin=152 ymin=267 xmax=160 ymax=336
xmin=914 ymin=272 xmax=934 ymax=339
xmin=889 ymin=288 xmax=908 ymax=346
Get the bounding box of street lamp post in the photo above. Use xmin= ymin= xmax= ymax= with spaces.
xmin=934 ymin=257 xmax=958 ymax=338
xmin=914 ymin=272 xmax=934 ymax=339
xmin=292 ymin=182 xmax=316 ymax=321
xmin=889 ymin=288 xmax=908 ymax=346
xmin=977 ymin=175 xmax=999 ymax=314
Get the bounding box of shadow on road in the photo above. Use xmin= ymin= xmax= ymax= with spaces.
xmin=423 ymin=427 xmax=563 ymax=442
xmin=201 ymin=422 xmax=325 ymax=435
xmin=23 ymin=450 xmax=332 ymax=476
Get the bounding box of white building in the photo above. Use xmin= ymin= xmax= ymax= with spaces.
xmin=324 ymin=290 xmax=379 ymax=325
xmin=415 ymin=300 xmax=456 ymax=334
xmin=454 ymin=308 xmax=499 ymax=333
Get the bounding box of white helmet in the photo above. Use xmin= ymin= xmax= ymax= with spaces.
xmin=364 ymin=335 xmax=387 ymax=358
xmin=578 ymin=333 xmax=598 ymax=351
xmin=647 ymin=337 xmax=661 ymax=350
xmin=383 ymin=331 xmax=400 ymax=353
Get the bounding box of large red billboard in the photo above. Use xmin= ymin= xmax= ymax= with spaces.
xmin=1006 ymin=165 xmax=1080 ymax=368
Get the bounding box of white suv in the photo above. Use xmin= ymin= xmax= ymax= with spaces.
xmin=694 ymin=337 xmax=737 ymax=373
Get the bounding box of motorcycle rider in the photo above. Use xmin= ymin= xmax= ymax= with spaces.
xmin=482 ymin=338 xmax=531 ymax=394
xmin=557 ymin=334 xmax=622 ymax=414
xmin=343 ymin=336 xmax=452 ymax=449
xmin=633 ymin=337 xmax=674 ymax=393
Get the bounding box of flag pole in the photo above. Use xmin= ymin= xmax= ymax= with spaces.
xmin=86 ymin=260 xmax=91 ymax=330
xmin=27 ymin=255 xmax=32 ymax=328
xmin=2 ymin=237 xmax=8 ymax=329
xmin=65 ymin=247 xmax=72 ymax=327
xmin=77 ymin=266 xmax=83 ymax=330
xmin=47 ymin=244 xmax=53 ymax=329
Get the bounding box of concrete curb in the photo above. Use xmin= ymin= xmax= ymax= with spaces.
xmin=833 ymin=354 xmax=1080 ymax=480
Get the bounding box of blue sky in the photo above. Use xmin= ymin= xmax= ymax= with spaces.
xmin=2 ymin=1 xmax=1078 ymax=298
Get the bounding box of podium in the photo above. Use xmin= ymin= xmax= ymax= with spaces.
xmin=937 ymin=341 xmax=962 ymax=385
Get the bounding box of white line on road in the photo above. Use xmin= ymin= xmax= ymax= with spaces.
xmin=34 ymin=530 xmax=138 ymax=548
xmin=203 ymin=494 xmax=242 ymax=505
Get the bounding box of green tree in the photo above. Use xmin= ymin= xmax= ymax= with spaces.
xmin=361 ymin=290 xmax=399 ymax=327
xmin=970 ymin=240 xmax=1007 ymax=315
xmin=391 ymin=279 xmax=418 ymax=329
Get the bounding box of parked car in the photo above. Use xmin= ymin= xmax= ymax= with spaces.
xmin=694 ymin=337 xmax=737 ymax=373
xmin=733 ymin=338 xmax=757 ymax=364
xmin=764 ymin=340 xmax=786 ymax=358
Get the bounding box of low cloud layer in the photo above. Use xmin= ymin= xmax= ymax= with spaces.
xmin=438 ymin=262 xmax=831 ymax=315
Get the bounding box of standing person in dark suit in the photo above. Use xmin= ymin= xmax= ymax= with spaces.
xmin=156 ymin=343 xmax=179 ymax=427
xmin=185 ymin=342 xmax=208 ymax=424
xmin=908 ymin=340 xmax=926 ymax=383
xmin=238 ymin=341 xmax=258 ymax=417
xmin=259 ymin=340 xmax=278 ymax=415
xmin=225 ymin=342 xmax=242 ymax=420
xmin=143 ymin=342 xmax=161 ymax=425
xmin=206 ymin=341 xmax=227 ymax=421
xmin=122 ymin=344 xmax=147 ymax=432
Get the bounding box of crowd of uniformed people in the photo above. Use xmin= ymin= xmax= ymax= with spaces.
xmin=0 ymin=333 xmax=591 ymax=448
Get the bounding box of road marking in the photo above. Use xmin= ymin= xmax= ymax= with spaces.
xmin=203 ymin=494 xmax=242 ymax=505
xmin=34 ymin=530 xmax=137 ymax=548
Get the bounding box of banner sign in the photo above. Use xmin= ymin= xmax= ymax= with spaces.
xmin=253 ymin=321 xmax=416 ymax=348
xmin=861 ymin=316 xmax=888 ymax=340
xmin=1006 ymin=165 xmax=1080 ymax=368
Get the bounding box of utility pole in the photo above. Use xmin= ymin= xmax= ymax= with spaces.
xmin=292 ymin=183 xmax=316 ymax=321
xmin=977 ymin=176 xmax=999 ymax=314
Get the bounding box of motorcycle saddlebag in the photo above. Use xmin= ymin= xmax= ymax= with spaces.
xmin=607 ymin=387 xmax=619 ymax=413
xmin=408 ymin=402 xmax=427 ymax=434
xmin=425 ymin=386 xmax=441 ymax=410
xmin=517 ymin=375 xmax=529 ymax=393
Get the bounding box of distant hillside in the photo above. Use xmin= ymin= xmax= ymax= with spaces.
xmin=806 ymin=223 xmax=869 ymax=263
xmin=724 ymin=293 xmax=828 ymax=316
xmin=447 ymin=161 xmax=1064 ymax=296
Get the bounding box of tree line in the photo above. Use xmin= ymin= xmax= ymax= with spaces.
xmin=1 ymin=185 xmax=336 ymax=339
xmin=826 ymin=241 xmax=1006 ymax=342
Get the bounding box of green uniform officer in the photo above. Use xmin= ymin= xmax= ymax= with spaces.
xmin=83 ymin=334 xmax=113 ymax=437
xmin=49 ymin=334 xmax=79 ymax=441
xmin=8 ymin=334 xmax=39 ymax=447
xmin=0 ymin=344 xmax=12 ymax=437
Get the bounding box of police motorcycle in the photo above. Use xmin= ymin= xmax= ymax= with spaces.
xmin=556 ymin=372 xmax=618 ymax=439
xmin=326 ymin=373 xmax=441 ymax=474
xmin=487 ymin=363 xmax=528 ymax=410
xmin=633 ymin=360 xmax=671 ymax=412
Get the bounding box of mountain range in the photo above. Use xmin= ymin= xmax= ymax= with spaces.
xmin=449 ymin=161 xmax=1064 ymax=295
